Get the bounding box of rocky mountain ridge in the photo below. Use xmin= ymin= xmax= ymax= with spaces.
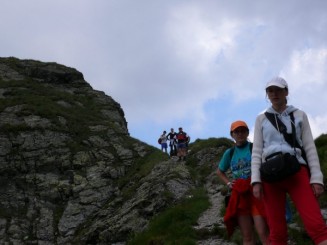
xmin=2 ymin=57 xmax=325 ymax=245
xmin=0 ymin=57 xmax=235 ymax=244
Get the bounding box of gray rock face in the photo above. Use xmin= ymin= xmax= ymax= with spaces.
xmin=0 ymin=58 xmax=196 ymax=244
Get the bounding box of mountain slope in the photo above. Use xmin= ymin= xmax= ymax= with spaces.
xmin=1 ymin=57 xmax=326 ymax=245
xmin=0 ymin=57 xmax=202 ymax=244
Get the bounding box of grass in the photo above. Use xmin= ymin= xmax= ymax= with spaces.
xmin=127 ymin=187 xmax=210 ymax=245
xmin=0 ymin=79 xmax=102 ymax=124
xmin=187 ymin=137 xmax=234 ymax=184
xmin=0 ymin=78 xmax=122 ymax=154
xmin=118 ymin=149 xmax=170 ymax=201
xmin=189 ymin=137 xmax=233 ymax=153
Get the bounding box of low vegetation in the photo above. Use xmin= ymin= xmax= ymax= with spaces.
xmin=0 ymin=78 xmax=119 ymax=153
xmin=128 ymin=188 xmax=210 ymax=245
xmin=118 ymin=149 xmax=170 ymax=201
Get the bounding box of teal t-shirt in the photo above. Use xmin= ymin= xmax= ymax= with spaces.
xmin=218 ymin=142 xmax=252 ymax=180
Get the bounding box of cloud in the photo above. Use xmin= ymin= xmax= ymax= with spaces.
xmin=282 ymin=48 xmax=327 ymax=113
xmin=280 ymin=48 xmax=327 ymax=137
xmin=308 ymin=114 xmax=327 ymax=139
xmin=1 ymin=0 xmax=327 ymax=145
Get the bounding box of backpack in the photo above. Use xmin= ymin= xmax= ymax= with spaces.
xmin=158 ymin=138 xmax=162 ymax=144
xmin=176 ymin=132 xmax=187 ymax=141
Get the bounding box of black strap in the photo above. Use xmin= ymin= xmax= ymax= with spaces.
xmin=289 ymin=113 xmax=299 ymax=149
xmin=264 ymin=112 xmax=307 ymax=163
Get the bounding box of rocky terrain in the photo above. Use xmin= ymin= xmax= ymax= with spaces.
xmin=1 ymin=57 xmax=325 ymax=245
xmin=0 ymin=57 xmax=236 ymax=244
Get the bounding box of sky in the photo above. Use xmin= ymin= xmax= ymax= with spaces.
xmin=1 ymin=0 xmax=327 ymax=148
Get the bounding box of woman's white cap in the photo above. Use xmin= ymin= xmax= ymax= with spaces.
xmin=265 ymin=77 xmax=288 ymax=89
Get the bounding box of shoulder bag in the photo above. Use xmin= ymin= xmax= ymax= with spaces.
xmin=259 ymin=112 xmax=302 ymax=183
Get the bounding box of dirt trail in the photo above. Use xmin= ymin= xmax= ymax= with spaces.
xmin=194 ymin=172 xmax=236 ymax=245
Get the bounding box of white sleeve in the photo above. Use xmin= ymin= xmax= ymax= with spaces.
xmin=299 ymin=111 xmax=324 ymax=185
xmin=251 ymin=114 xmax=264 ymax=184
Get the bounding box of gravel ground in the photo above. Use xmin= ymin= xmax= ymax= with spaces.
xmin=194 ymin=173 xmax=237 ymax=245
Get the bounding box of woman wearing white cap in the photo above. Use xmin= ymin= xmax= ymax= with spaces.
xmin=251 ymin=77 xmax=327 ymax=244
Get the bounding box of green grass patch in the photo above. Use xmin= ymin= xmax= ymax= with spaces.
xmin=186 ymin=137 xmax=233 ymax=186
xmin=187 ymin=158 xmax=212 ymax=185
xmin=0 ymin=79 xmax=103 ymax=124
xmin=189 ymin=137 xmax=233 ymax=153
xmin=127 ymin=187 xmax=210 ymax=245
xmin=118 ymin=149 xmax=169 ymax=200
xmin=0 ymin=78 xmax=122 ymax=153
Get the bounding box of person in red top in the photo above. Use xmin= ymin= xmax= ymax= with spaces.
xmin=176 ymin=127 xmax=189 ymax=161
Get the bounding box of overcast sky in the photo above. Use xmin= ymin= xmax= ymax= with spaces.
xmin=1 ymin=0 xmax=327 ymax=147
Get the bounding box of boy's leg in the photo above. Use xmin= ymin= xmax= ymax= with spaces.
xmin=238 ymin=215 xmax=255 ymax=245
xmin=253 ymin=215 xmax=269 ymax=245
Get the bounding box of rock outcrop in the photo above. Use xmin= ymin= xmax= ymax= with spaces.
xmin=0 ymin=57 xmax=201 ymax=244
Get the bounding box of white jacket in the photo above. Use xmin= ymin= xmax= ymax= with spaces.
xmin=251 ymin=105 xmax=324 ymax=185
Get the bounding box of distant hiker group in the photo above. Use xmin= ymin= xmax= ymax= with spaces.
xmin=158 ymin=127 xmax=190 ymax=161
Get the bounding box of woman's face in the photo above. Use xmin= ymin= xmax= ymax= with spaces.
xmin=266 ymin=86 xmax=288 ymax=107
xmin=231 ymin=127 xmax=249 ymax=145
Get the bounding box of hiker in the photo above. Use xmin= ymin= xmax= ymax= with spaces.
xmin=159 ymin=131 xmax=168 ymax=153
xmin=166 ymin=128 xmax=177 ymax=157
xmin=217 ymin=120 xmax=269 ymax=245
xmin=176 ymin=127 xmax=189 ymax=161
xmin=251 ymin=77 xmax=327 ymax=244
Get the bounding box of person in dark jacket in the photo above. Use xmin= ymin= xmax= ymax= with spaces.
xmin=166 ymin=128 xmax=177 ymax=157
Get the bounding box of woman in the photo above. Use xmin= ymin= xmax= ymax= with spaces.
xmin=251 ymin=77 xmax=327 ymax=244
xmin=159 ymin=130 xmax=168 ymax=153
xmin=217 ymin=120 xmax=269 ymax=245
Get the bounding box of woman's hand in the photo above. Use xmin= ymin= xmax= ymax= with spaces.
xmin=227 ymin=180 xmax=235 ymax=189
xmin=252 ymin=183 xmax=263 ymax=199
xmin=311 ymin=183 xmax=325 ymax=198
